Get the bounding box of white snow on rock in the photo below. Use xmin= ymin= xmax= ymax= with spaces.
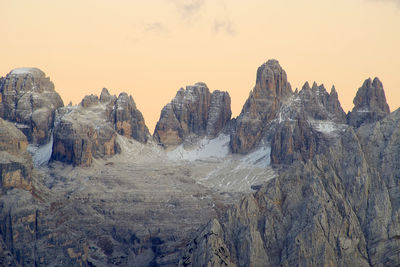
xmin=167 ymin=134 xmax=230 ymax=161
xmin=27 ymin=134 xmax=53 ymax=167
xmin=10 ymin=68 xmax=38 ymax=75
xmin=239 ymin=146 xmax=271 ymax=168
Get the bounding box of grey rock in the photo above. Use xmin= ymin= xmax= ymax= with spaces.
xmin=270 ymin=113 xmax=326 ymax=165
xmin=298 ymin=82 xmax=346 ymax=123
xmin=0 ymin=68 xmax=64 ymax=144
xmin=0 ymin=118 xmax=33 ymax=191
xmin=154 ymin=83 xmax=231 ymax=147
xmin=52 ymin=89 xmax=149 ymax=166
xmin=231 ymin=59 xmax=292 ymax=154
xmin=180 ymin=109 xmax=400 ymax=266
xmin=113 ymin=93 xmax=149 ymax=143
xmin=347 ymin=77 xmax=390 ymax=127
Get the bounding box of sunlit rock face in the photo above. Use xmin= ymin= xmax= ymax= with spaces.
xmin=230 ymin=59 xmax=292 ymax=154
xmin=154 ymin=82 xmax=231 ymax=147
xmin=0 ymin=118 xmax=32 ymax=191
xmin=0 ymin=68 xmax=64 ymax=145
xmin=52 ymin=88 xmax=149 ymax=167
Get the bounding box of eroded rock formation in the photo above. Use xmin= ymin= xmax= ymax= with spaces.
xmin=347 ymin=77 xmax=390 ymax=127
xmin=230 ymin=59 xmax=292 ymax=153
xmin=180 ymin=109 xmax=400 ymax=266
xmin=52 ymin=89 xmax=149 ymax=166
xmin=0 ymin=68 xmax=64 ymax=144
xmin=154 ymin=82 xmax=231 ymax=147
xmin=0 ymin=118 xmax=32 ymax=191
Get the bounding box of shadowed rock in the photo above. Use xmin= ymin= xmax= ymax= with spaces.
xmin=347 ymin=77 xmax=390 ymax=127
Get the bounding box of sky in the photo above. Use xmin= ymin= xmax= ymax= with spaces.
xmin=1 ymin=0 xmax=399 ymax=131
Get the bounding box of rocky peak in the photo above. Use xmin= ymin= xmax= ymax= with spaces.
xmin=154 ymin=83 xmax=231 ymax=147
xmin=254 ymin=59 xmax=292 ymax=101
xmin=230 ymin=60 xmax=292 ymax=153
xmin=347 ymin=77 xmax=390 ymax=127
xmin=100 ymin=88 xmax=115 ymax=103
xmin=114 ymin=93 xmax=149 ymax=142
xmin=80 ymin=94 xmax=99 ymax=108
xmin=52 ymin=89 xmax=149 ymax=166
xmin=0 ymin=68 xmax=64 ymax=144
xmin=297 ymin=82 xmax=346 ymax=122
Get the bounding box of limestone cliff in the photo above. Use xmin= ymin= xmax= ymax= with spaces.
xmin=154 ymin=83 xmax=231 ymax=147
xmin=0 ymin=68 xmax=64 ymax=144
xmin=347 ymin=77 xmax=390 ymax=127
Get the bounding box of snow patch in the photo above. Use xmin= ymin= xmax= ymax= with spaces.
xmin=309 ymin=120 xmax=344 ymax=136
xmin=356 ymin=108 xmax=371 ymax=113
xmin=239 ymin=146 xmax=271 ymax=168
xmin=27 ymin=134 xmax=53 ymax=167
xmin=168 ymin=134 xmax=230 ymax=161
xmin=10 ymin=68 xmax=37 ymax=75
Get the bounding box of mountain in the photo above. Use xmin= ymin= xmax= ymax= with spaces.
xmin=52 ymin=88 xmax=149 ymax=166
xmin=0 ymin=61 xmax=397 ymax=266
xmin=180 ymin=108 xmax=400 ymax=266
xmin=0 ymin=68 xmax=64 ymax=145
xmin=154 ymin=82 xmax=231 ymax=148
xmin=347 ymin=77 xmax=390 ymax=127
xmin=230 ymin=59 xmax=292 ymax=154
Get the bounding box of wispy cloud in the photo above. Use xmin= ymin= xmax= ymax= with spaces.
xmin=170 ymin=0 xmax=206 ymax=19
xmin=213 ymin=19 xmax=236 ymax=36
xmin=366 ymin=0 xmax=400 ymax=8
xmin=143 ymin=22 xmax=169 ymax=35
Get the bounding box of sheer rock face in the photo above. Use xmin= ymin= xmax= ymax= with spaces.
xmin=154 ymin=83 xmax=231 ymax=147
xmin=113 ymin=93 xmax=149 ymax=143
xmin=262 ymin=81 xmax=346 ymax=166
xmin=0 ymin=68 xmax=64 ymax=145
xmin=0 ymin=118 xmax=32 ymax=191
xmin=230 ymin=60 xmax=292 ymax=154
xmin=347 ymin=77 xmax=390 ymax=127
xmin=180 ymin=109 xmax=400 ymax=266
xmin=52 ymin=89 xmax=148 ymax=166
xmin=270 ymin=114 xmax=325 ymax=165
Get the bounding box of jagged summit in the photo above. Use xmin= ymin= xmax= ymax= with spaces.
xmin=0 ymin=63 xmax=398 ymax=266
xmin=154 ymin=82 xmax=231 ymax=147
xmin=347 ymin=77 xmax=390 ymax=127
xmin=231 ymin=60 xmax=292 ymax=154
xmin=52 ymin=88 xmax=149 ymax=166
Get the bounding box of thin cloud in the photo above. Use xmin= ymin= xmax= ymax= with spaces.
xmin=213 ymin=19 xmax=236 ymax=36
xmin=170 ymin=0 xmax=206 ymax=19
xmin=366 ymin=0 xmax=400 ymax=7
xmin=143 ymin=22 xmax=169 ymax=35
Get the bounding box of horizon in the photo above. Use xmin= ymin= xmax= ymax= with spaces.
xmin=1 ymin=0 xmax=399 ymax=131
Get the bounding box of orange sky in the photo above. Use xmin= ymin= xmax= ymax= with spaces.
xmin=1 ymin=0 xmax=399 ymax=131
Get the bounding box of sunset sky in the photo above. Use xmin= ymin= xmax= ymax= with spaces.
xmin=1 ymin=0 xmax=399 ymax=131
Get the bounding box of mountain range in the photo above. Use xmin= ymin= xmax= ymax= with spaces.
xmin=0 ymin=60 xmax=398 ymax=266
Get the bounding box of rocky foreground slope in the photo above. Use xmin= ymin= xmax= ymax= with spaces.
xmin=0 ymin=60 xmax=398 ymax=266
